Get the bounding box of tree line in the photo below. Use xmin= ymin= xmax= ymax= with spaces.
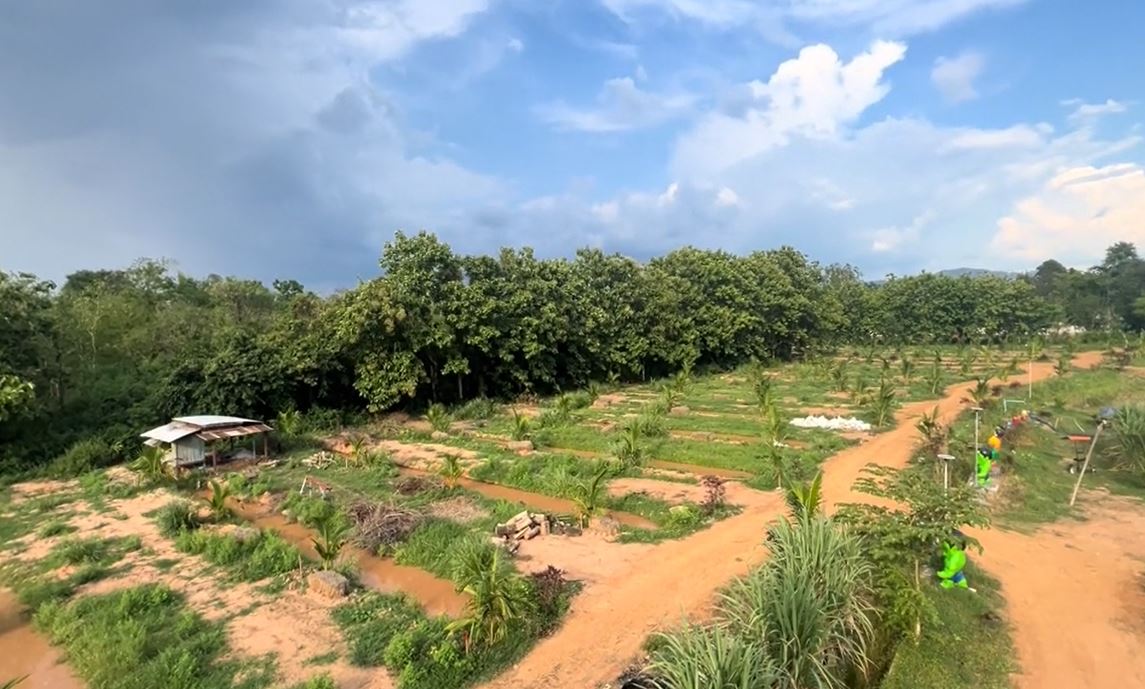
xmin=2 ymin=233 xmax=1142 ymax=474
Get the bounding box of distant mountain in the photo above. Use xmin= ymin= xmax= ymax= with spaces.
xmin=936 ymin=267 xmax=1021 ymax=279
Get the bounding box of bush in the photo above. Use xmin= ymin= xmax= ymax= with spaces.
xmin=155 ymin=500 xmax=199 ymax=537
xmin=175 ymin=528 xmax=300 ymax=581
xmin=47 ymin=438 xmax=117 ymax=477
xmin=452 ymin=398 xmax=499 ymax=421
xmin=333 ymin=593 xmax=428 ymax=666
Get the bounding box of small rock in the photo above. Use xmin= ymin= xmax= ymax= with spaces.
xmin=507 ymin=440 xmax=534 ymax=452
xmin=431 ymin=431 xmax=450 ymax=441
xmin=669 ymin=405 xmax=690 ymax=416
xmin=308 ymin=570 xmax=350 ymax=598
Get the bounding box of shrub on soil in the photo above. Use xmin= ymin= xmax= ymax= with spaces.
xmin=47 ymin=438 xmax=118 ymax=477
xmin=34 ymin=584 xmax=276 ymax=689
xmin=38 ymin=520 xmax=77 ymax=538
xmin=155 ymin=499 xmax=199 ymax=537
xmin=175 ymin=528 xmax=300 ymax=582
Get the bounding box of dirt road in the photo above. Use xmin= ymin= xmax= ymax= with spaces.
xmin=482 ymin=352 xmax=1105 ymax=689
xmin=976 ymin=503 xmax=1145 ymax=689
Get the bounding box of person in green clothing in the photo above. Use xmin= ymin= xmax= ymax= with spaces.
xmin=937 ymin=531 xmax=969 ymax=590
xmin=976 ymin=434 xmax=1001 ymax=486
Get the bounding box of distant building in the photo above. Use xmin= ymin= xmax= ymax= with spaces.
xmin=140 ymin=415 xmax=272 ymax=468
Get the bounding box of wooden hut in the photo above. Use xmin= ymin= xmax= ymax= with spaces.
xmin=140 ymin=415 xmax=272 ymax=468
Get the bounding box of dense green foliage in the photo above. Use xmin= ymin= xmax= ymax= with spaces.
xmin=34 ymin=585 xmax=276 ymax=689
xmin=650 ymin=516 xmax=875 ymax=689
xmin=4 ymin=237 xmax=1142 ymax=475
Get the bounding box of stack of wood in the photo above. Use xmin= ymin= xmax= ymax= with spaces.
xmin=491 ymin=511 xmax=551 ymax=554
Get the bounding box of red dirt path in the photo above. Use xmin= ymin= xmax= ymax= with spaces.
xmin=482 ymin=352 xmax=1117 ymax=689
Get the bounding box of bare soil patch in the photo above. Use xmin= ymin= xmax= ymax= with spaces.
xmin=606 ymin=478 xmax=710 ymax=504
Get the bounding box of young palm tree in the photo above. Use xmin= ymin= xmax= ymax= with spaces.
xmin=276 ymin=408 xmax=302 ymax=438
xmin=510 ymin=408 xmax=531 ymax=441
xmin=572 ymin=463 xmax=610 ymax=527
xmin=968 ymin=377 xmax=992 ymax=408
xmin=348 ymin=434 xmax=369 ymax=466
xmin=925 ymin=353 xmax=945 ymax=395
xmin=207 ymin=479 xmax=231 ymax=520
xmin=447 ymin=544 xmax=533 ymax=652
xmin=899 ymin=355 xmax=915 ymax=386
xmin=440 ymin=454 xmax=463 ymax=489
xmin=425 ymin=403 xmax=451 ymax=433
xmin=131 ymin=444 xmax=167 ymax=481
xmin=915 ymin=406 xmax=946 ymax=453
xmin=785 ymin=473 xmax=823 ymax=521
xmin=611 ymin=424 xmax=645 ymax=468
xmin=829 ymin=359 xmax=849 ymax=393
xmin=867 ymin=376 xmax=898 ymax=427
xmin=311 ymin=513 xmax=349 ymax=570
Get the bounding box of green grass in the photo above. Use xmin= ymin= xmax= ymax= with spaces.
xmin=286 ymin=676 xmax=338 ymax=689
xmin=332 ymin=584 xmax=575 ymax=689
xmin=881 ymin=563 xmax=1015 ymax=689
xmin=37 ymin=521 xmax=78 ymax=538
xmin=303 ymin=652 xmax=340 ymax=667
xmin=934 ymin=367 xmax=1145 ymax=529
xmin=393 ymin=519 xmax=483 ymax=583
xmin=47 ymin=535 xmax=142 ymax=569
xmin=34 ymin=584 xmax=277 ymax=689
xmin=174 ymin=528 xmax=302 ymax=582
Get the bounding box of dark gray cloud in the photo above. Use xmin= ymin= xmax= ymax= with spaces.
xmin=0 ymin=1 xmax=503 ymax=291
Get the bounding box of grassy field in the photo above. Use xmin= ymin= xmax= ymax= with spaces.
xmin=881 ymin=563 xmax=1016 ymax=689
xmin=927 ymin=363 xmax=1145 ymax=529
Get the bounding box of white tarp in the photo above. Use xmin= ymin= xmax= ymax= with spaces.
xmin=790 ymin=415 xmax=872 ymax=432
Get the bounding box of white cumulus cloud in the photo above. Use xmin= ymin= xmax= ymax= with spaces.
xmin=992 ymin=163 xmax=1145 ymax=264
xmin=931 ymin=51 xmax=985 ymax=103
xmin=673 ymin=40 xmax=907 ymax=178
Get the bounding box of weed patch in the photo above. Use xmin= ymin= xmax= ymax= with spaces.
xmin=175 ymin=529 xmax=302 ymax=582
xmin=35 ymin=584 xmax=278 ymax=689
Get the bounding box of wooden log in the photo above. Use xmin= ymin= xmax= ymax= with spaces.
xmin=524 ymin=525 xmax=541 ymax=540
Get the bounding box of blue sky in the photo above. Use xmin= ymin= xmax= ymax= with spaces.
xmin=1 ymin=0 xmax=1143 ymax=290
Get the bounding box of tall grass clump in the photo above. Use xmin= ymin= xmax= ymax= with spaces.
xmin=650 ymin=516 xmax=874 ymax=689
xmin=155 ymin=500 xmax=199 ymax=537
xmin=175 ymin=529 xmax=300 ymax=581
xmin=1114 ymin=405 xmax=1145 ymax=469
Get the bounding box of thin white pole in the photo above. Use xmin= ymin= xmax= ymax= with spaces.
xmin=1069 ymin=424 xmax=1105 ymax=507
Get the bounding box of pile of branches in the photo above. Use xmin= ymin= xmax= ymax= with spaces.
xmin=347 ymin=500 xmax=423 ymax=552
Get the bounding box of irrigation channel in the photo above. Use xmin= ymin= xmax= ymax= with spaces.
xmin=226 ymin=498 xmax=469 ymax=617
xmin=0 ymin=589 xmax=82 ymax=689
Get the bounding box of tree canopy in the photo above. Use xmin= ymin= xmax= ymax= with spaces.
xmin=1 ymin=236 xmax=1140 ymax=474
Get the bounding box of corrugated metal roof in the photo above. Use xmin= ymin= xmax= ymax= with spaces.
xmin=140 ymin=421 xmax=202 ymax=443
xmin=173 ymin=415 xmax=259 ymax=429
xmin=195 ymin=423 xmax=273 ymax=442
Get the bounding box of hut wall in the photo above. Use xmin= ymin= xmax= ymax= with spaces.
xmin=173 ymin=436 xmax=206 ymax=466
